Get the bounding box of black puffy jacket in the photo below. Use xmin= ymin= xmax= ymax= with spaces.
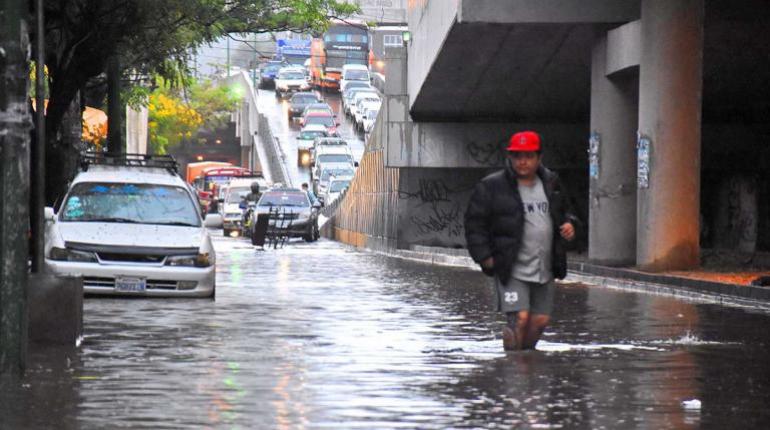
xmin=464 ymin=161 xmax=578 ymax=285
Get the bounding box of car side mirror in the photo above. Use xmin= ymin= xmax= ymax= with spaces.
xmin=312 ymin=202 xmax=322 ymax=209
xmin=336 ymin=122 xmax=341 ymax=126
xmin=354 ymin=162 xmax=359 ymax=167
xmin=310 ymin=162 xmax=315 ymax=167
xmin=44 ymin=207 xmax=55 ymax=222
xmin=204 ymin=213 xmax=223 ymax=228
xmin=217 ymin=198 xmax=224 ymax=203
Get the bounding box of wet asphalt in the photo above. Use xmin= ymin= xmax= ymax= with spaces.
xmin=3 ymin=236 xmax=770 ymax=429
xmin=2 ymin=90 xmax=770 ymax=429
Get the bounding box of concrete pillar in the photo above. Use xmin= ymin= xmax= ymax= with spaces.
xmin=28 ymin=275 xmax=83 ymax=346
xmin=589 ymin=36 xmax=639 ymax=266
xmin=637 ymin=0 xmax=704 ymax=270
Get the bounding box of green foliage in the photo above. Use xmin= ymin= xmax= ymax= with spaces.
xmin=147 ymin=77 xmax=244 ymax=154
xmin=28 ymin=62 xmax=49 ymax=100
xmin=188 ymin=80 xmax=243 ymax=131
xmin=123 ymin=86 xmax=151 ymax=110
xmin=39 ymin=0 xmax=360 ymax=134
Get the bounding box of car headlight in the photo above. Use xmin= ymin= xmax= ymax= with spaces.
xmin=48 ymin=247 xmax=98 ymax=262
xmin=166 ymin=253 xmax=212 ymax=268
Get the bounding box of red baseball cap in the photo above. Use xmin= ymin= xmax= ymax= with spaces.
xmin=507 ymin=131 xmax=541 ymax=152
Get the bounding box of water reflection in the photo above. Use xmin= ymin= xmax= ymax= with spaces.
xmin=1 ymin=238 xmax=769 ymax=429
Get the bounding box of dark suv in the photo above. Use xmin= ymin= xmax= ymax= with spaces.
xmin=251 ymin=188 xmax=320 ymax=242
xmin=288 ymin=92 xmax=321 ymax=120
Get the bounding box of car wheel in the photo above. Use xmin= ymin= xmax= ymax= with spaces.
xmin=223 ymin=228 xmax=230 ymax=237
xmin=209 ymin=283 xmax=216 ymax=300
xmin=251 ymin=225 xmax=259 ymax=246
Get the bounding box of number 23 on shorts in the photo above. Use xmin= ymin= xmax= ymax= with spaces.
xmin=504 ymin=291 xmax=519 ymax=304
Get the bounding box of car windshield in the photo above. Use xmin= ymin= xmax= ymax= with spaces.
xmin=345 ymin=82 xmax=370 ymax=90
xmin=258 ymin=192 xmax=309 ymax=207
xmin=300 ymin=130 xmax=327 ymax=139
xmin=347 ymin=90 xmax=376 ymax=100
xmin=345 ymin=70 xmax=369 ymax=80
xmin=226 ymin=187 xmax=251 ymax=203
xmin=60 ymin=182 xmax=200 ymax=226
xmin=264 ymin=64 xmax=281 ymax=73
xmin=318 ymin=154 xmax=352 ymax=163
xmin=204 ymin=174 xmax=234 ymax=190
xmin=292 ymin=94 xmax=317 ymax=103
xmin=306 ymin=116 xmax=334 ymax=127
xmin=330 ymin=180 xmax=350 ymax=192
xmin=317 ymin=140 xmax=347 ymax=147
xmin=304 ymin=108 xmax=332 ymax=117
xmin=321 ymin=168 xmax=354 ymax=180
xmin=279 ymin=71 xmax=305 ymax=80
xmin=358 ymin=97 xmax=380 ymax=105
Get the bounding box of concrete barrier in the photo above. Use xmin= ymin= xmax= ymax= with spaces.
xmin=28 ymin=274 xmax=83 ymax=346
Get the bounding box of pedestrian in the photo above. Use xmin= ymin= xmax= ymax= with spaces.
xmin=208 ymin=194 xmax=220 ymax=215
xmin=464 ymin=131 xmax=578 ymax=351
xmin=301 ymin=182 xmax=319 ymax=206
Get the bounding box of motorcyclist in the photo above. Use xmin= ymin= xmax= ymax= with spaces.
xmin=301 ymin=182 xmax=319 ymax=206
xmin=240 ymin=181 xmax=262 ymax=234
xmin=241 ymin=181 xmax=262 ymax=209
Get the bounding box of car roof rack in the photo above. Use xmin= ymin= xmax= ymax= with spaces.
xmin=79 ymin=152 xmax=179 ymax=175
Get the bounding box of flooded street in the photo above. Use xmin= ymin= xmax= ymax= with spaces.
xmin=3 ymin=234 xmax=770 ymax=429
xmin=3 ymin=90 xmax=770 ymax=430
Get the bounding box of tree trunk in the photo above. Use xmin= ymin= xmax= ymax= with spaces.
xmin=0 ymin=0 xmax=31 ymax=375
xmin=107 ymin=55 xmax=123 ymax=154
xmin=45 ymin=91 xmax=82 ymax=205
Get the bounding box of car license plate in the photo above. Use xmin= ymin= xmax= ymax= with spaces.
xmin=115 ymin=276 xmax=146 ymax=292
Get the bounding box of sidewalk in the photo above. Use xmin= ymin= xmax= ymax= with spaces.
xmin=375 ymin=244 xmax=770 ymax=309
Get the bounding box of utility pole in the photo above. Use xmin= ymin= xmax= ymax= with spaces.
xmin=30 ymin=0 xmax=45 ymax=273
xmin=226 ymin=35 xmax=231 ymax=76
xmin=0 ymin=0 xmax=32 ymax=375
xmin=107 ymin=54 xmax=123 ymax=154
xmin=253 ymin=33 xmax=258 ymax=86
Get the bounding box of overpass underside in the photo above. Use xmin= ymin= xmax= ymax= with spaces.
xmin=328 ymin=0 xmax=770 ymax=272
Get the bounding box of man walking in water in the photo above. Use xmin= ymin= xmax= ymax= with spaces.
xmin=464 ymin=131 xmax=578 ymax=351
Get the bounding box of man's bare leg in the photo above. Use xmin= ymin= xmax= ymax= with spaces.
xmin=503 ymin=311 xmax=530 ymax=351
xmin=522 ymin=314 xmax=550 ymax=350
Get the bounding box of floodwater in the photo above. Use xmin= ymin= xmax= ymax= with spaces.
xmin=3 ymin=236 xmax=770 ymax=429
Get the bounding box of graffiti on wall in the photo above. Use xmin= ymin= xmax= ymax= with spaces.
xmin=410 ymin=203 xmax=463 ymax=237
xmin=466 ymin=139 xmax=505 ymax=166
xmin=399 ymin=178 xmax=473 ymax=239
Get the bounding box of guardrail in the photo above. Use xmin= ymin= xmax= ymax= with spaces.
xmin=257 ymin=113 xmax=292 ymax=188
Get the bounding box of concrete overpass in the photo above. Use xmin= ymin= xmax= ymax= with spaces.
xmin=325 ymin=0 xmax=770 ymax=272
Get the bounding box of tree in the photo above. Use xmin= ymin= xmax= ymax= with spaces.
xmin=34 ymin=0 xmax=359 ymax=203
xmin=147 ymin=77 xmax=244 ymax=155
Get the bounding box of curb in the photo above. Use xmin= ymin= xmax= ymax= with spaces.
xmin=568 ymin=261 xmax=770 ymax=304
xmin=351 ymin=243 xmax=770 ymax=309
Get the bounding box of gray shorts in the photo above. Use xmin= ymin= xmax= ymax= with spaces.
xmin=494 ymin=277 xmax=555 ymax=315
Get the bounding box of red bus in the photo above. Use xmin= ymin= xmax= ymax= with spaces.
xmin=193 ymin=166 xmax=256 ymax=211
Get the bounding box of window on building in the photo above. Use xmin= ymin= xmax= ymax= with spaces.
xmin=383 ymin=34 xmax=403 ymax=47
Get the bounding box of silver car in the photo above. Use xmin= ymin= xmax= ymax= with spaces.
xmin=45 ymin=158 xmax=218 ymax=298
